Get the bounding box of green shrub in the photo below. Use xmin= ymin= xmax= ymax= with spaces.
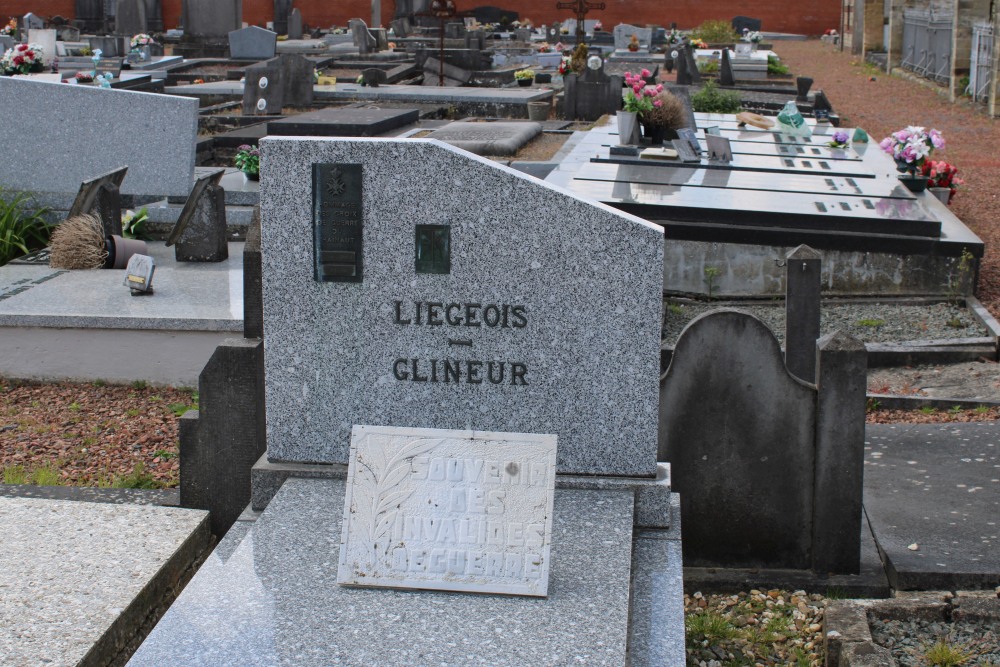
xmin=697 ymin=59 xmax=719 ymax=75
xmin=0 ymin=190 xmax=51 ymax=266
xmin=691 ymin=19 xmax=739 ymax=44
xmin=690 ymin=80 xmax=742 ymax=113
xmin=767 ymin=55 xmax=790 ymax=76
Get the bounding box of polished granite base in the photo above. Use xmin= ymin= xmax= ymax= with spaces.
xmin=128 ymin=478 xmax=685 ymax=666
xmin=0 ymin=496 xmax=210 ymax=667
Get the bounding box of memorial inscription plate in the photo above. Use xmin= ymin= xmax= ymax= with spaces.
xmin=313 ymin=163 xmax=363 ymax=282
xmin=337 ymin=425 xmax=557 ymax=596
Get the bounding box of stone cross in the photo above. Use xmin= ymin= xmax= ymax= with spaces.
xmin=555 ymin=0 xmax=605 ymax=44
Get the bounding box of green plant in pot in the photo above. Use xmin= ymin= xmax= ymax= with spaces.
xmin=0 ymin=189 xmax=51 ymax=266
xmin=640 ymin=90 xmax=686 ymax=144
xmin=235 ymin=144 xmax=261 ymax=181
xmin=514 ymin=68 xmax=535 ymax=86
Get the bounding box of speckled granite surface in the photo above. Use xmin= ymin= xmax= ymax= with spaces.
xmin=128 ymin=478 xmax=637 ymax=666
xmin=259 ymin=138 xmax=663 ymax=476
xmin=0 ymin=496 xmax=209 ymax=667
xmin=0 ymin=242 xmax=244 ymax=331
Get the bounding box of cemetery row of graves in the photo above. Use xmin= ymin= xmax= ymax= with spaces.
xmin=1 ymin=5 xmax=999 ymax=667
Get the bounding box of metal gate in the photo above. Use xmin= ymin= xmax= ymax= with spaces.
xmin=901 ymin=9 xmax=953 ymax=83
xmin=969 ymin=21 xmax=994 ymax=102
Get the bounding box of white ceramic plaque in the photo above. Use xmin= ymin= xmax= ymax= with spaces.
xmin=337 ymin=425 xmax=557 ymax=596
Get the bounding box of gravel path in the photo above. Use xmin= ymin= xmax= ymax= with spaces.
xmin=773 ymin=40 xmax=1000 ymax=319
xmin=870 ymin=617 xmax=1000 ymax=665
xmin=662 ymin=299 xmax=988 ymax=346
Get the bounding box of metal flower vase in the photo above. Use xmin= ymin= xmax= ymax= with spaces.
xmin=617 ymin=111 xmax=639 ymax=146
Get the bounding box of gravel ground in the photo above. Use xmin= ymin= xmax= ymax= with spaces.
xmin=662 ymin=299 xmax=988 ymax=346
xmin=772 ymin=40 xmax=1000 ymax=319
xmin=870 ymin=617 xmax=1000 ymax=665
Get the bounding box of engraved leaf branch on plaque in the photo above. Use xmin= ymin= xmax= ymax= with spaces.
xmin=353 ymin=436 xmax=442 ymax=568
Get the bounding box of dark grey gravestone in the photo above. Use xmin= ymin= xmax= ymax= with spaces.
xmin=372 ymin=28 xmax=389 ymax=51
xmin=445 ymin=22 xmax=465 ymax=39
xmin=813 ymin=90 xmax=833 ymax=113
xmin=719 ymin=48 xmax=736 ymax=86
xmin=390 ymin=18 xmax=410 ymax=37
xmin=287 ymin=8 xmax=303 ymax=40
xmin=349 ymin=18 xmax=376 ymax=54
xmin=167 ymin=168 xmax=228 ymax=262
xmin=546 ymin=26 xmax=558 ymax=42
xmin=659 ymin=310 xmax=816 ymax=570
xmin=242 ymin=62 xmax=284 ymax=115
xmin=732 ymin=16 xmax=762 ymax=33
xmin=115 ymin=0 xmax=146 ymax=36
xmin=464 ymin=29 xmax=484 ymax=50
xmin=563 ymin=67 xmax=623 ymax=121
xmin=276 ymin=53 xmax=314 ymax=106
xmin=796 ymin=76 xmax=813 ymax=101
xmin=76 ymin=0 xmax=105 ymax=31
xmin=243 ymin=208 xmax=262 ymax=339
xmin=23 ymin=13 xmax=44 ymax=30
xmin=784 ymin=244 xmax=821 ymax=383
xmin=179 ymin=338 xmax=266 ymax=537
xmin=430 ymin=121 xmax=542 ymax=156
xmin=228 ymin=25 xmax=277 ymax=60
xmin=361 ymin=67 xmax=386 ymax=86
xmin=421 ymin=55 xmax=472 ymax=86
xmin=267 ymin=107 xmax=419 ymax=137
xmin=68 ymin=166 xmax=129 ymax=237
xmin=143 ymin=0 xmax=162 ymax=31
xmin=89 ymin=36 xmax=125 ymax=57
xmin=273 ymin=0 xmax=292 ymax=35
xmin=58 ymin=25 xmax=81 ymax=41
xmin=813 ymin=331 xmax=866 ymax=575
xmin=183 ymin=0 xmax=241 ymax=38
xmin=676 ymin=44 xmax=701 ymax=85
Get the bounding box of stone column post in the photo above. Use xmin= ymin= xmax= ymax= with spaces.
xmin=812 ymin=331 xmax=867 ymax=575
xmin=784 ymin=245 xmax=822 ymax=383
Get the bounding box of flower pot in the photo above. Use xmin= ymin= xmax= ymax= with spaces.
xmin=642 ymin=125 xmax=677 ymax=145
xmin=243 ymin=169 xmax=260 ymax=181
xmin=898 ymin=174 xmax=929 ymax=193
xmin=929 ymin=187 xmax=951 ymax=205
xmin=527 ymin=100 xmax=550 ymax=121
xmin=105 ymin=235 xmax=148 ymax=270
xmin=617 ymin=110 xmax=639 ymax=146
xmin=517 ymin=78 xmax=532 ymax=87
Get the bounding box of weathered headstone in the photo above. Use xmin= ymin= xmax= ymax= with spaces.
xmin=371 ymin=28 xmax=389 ymax=50
xmin=0 ymin=36 xmax=14 ymax=54
xmin=276 ymin=53 xmax=313 ymax=106
xmin=675 ymin=43 xmax=701 ymax=85
xmin=0 ymin=77 xmax=197 ymax=197
xmin=563 ymin=65 xmax=623 ymax=121
xmin=67 ymin=166 xmax=128 ymax=237
xmin=76 ymin=0 xmax=106 ymax=32
xmin=360 ymin=67 xmax=386 ymax=86
xmin=337 ymin=425 xmax=557 ymax=596
xmin=659 ymin=310 xmax=866 ymax=573
xmin=242 ymin=61 xmax=284 ymax=115
xmin=613 ymin=23 xmax=651 ymax=51
xmin=115 ymin=0 xmax=147 ymax=36
xmin=182 ymin=0 xmax=241 ymax=38
xmin=28 ymin=29 xmax=57 ymax=66
xmin=286 ymin=8 xmax=303 ymax=39
xmin=273 ymin=0 xmax=292 ymax=35
xmin=719 ymin=48 xmax=735 ymax=86
xmin=796 ymin=76 xmax=813 ymax=102
xmin=167 ymin=168 xmax=228 ymax=262
xmin=22 ymin=13 xmax=44 ymax=31
xmin=228 ymin=25 xmax=277 ymax=59
xmin=89 ymin=36 xmax=125 ymax=57
xmin=143 ymin=0 xmax=163 ymax=31
xmin=349 ymin=18 xmax=377 ymax=54
xmin=390 ymin=18 xmax=410 ymax=37
xmin=732 ymin=15 xmax=762 ymax=34
xmin=429 ymin=121 xmax=542 ymax=156
xmin=57 ymin=25 xmax=81 ymax=41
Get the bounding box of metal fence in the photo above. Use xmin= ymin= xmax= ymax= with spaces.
xmin=901 ymin=9 xmax=953 ymax=83
xmin=969 ymin=21 xmax=994 ymax=102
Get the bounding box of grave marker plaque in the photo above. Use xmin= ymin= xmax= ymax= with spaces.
xmin=337 ymin=425 xmax=557 ymax=596
xmin=313 ymin=163 xmax=363 ymax=282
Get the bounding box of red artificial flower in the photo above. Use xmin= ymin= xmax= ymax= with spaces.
xmin=12 ymin=55 xmax=23 ymax=66
xmin=24 ymin=50 xmax=34 ymax=59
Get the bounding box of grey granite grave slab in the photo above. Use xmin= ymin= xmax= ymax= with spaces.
xmin=228 ymin=25 xmax=277 ymax=60
xmin=0 ymin=77 xmax=196 ymax=196
xmin=613 ymin=23 xmax=652 ymax=51
xmin=260 ymin=138 xmax=663 ymax=477
xmin=429 ymin=121 xmax=543 ymax=156
xmin=183 ymin=0 xmax=241 ymax=38
xmin=0 ymin=496 xmax=209 ymax=667
xmin=128 ymin=478 xmax=635 ymax=666
xmin=267 ymin=107 xmax=419 ymax=137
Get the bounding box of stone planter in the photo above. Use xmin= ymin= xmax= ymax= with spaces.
xmin=898 ymin=174 xmax=929 ymax=193
xmin=617 ymin=110 xmax=639 ymax=146
xmin=527 ymin=101 xmax=550 ymax=121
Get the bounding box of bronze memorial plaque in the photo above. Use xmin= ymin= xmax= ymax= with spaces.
xmin=313 ymin=163 xmax=363 ymax=282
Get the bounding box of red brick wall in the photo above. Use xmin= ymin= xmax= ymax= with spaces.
xmin=1 ymin=0 xmax=840 ymax=36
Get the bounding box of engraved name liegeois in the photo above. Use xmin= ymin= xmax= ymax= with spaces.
xmin=391 ymin=300 xmax=528 ymax=386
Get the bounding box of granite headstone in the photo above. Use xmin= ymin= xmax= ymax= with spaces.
xmin=23 ymin=13 xmax=44 ymax=30
xmin=228 ymin=25 xmax=277 ymax=59
xmin=28 ymin=29 xmax=57 ymax=65
xmin=287 ymin=8 xmax=303 ymax=40
xmin=613 ymin=23 xmax=651 ymax=51
xmin=166 ymin=168 xmax=228 ymax=262
xmin=115 ymin=0 xmax=147 ymax=36
xmin=259 ymin=137 xmax=663 ymax=476
xmin=563 ymin=66 xmax=623 ymax=121
xmin=242 ymin=61 xmax=284 ymax=115
xmin=182 ymin=0 xmax=242 ymax=38
xmin=273 ymin=0 xmax=292 ymax=35
xmin=349 ymin=18 xmax=376 ymax=54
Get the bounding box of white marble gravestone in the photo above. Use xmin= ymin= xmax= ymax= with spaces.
xmin=337 ymin=425 xmax=557 ymax=596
